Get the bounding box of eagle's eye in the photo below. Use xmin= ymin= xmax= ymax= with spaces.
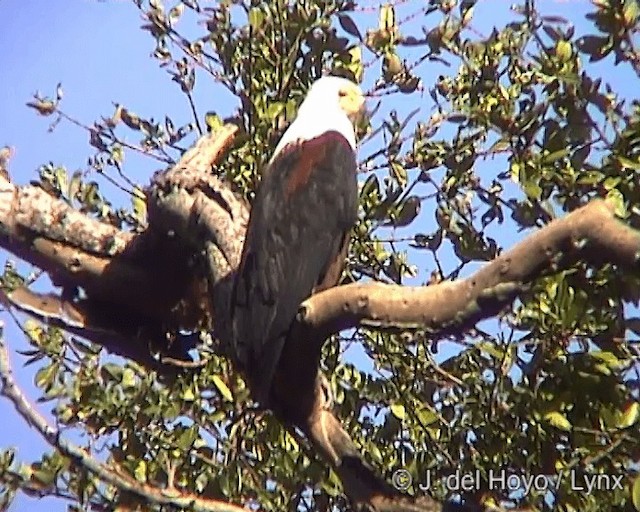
xmin=338 ymin=89 xmax=348 ymax=97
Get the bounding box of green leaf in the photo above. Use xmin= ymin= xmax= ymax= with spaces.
xmin=600 ymin=406 xmax=618 ymax=429
xmin=383 ymin=51 xmax=403 ymax=81
xmin=523 ymin=181 xmax=542 ymax=200
xmin=369 ymin=442 xmax=383 ymax=463
xmin=555 ymin=40 xmax=572 ymax=62
xmin=35 ymin=364 xmax=56 ymax=390
xmin=619 ymin=402 xmax=639 ymax=429
xmin=478 ymin=341 xmax=504 ymax=360
xmin=101 ymin=363 xmax=122 ymax=382
xmin=212 ymin=375 xmax=233 ymax=402
xmin=55 ymin=167 xmax=67 ymax=193
xmin=616 ymin=156 xmax=640 ymax=170
xmin=541 ymin=148 xmax=569 ymax=164
xmin=266 ymin=102 xmax=284 ymax=121
xmin=624 ymin=0 xmax=639 ymax=26
xmin=379 ymin=4 xmax=396 ymax=32
xmin=205 ymin=112 xmax=223 ymax=132
xmin=360 ymin=174 xmax=379 ymax=198
xmin=182 ymin=386 xmax=196 ymax=402
xmin=488 ymin=139 xmax=510 ymax=153
xmin=67 ymin=171 xmax=82 ymax=203
xmin=121 ymin=368 xmax=136 ymax=389
xmin=31 ymin=467 xmax=55 ymax=487
xmin=134 ymin=460 xmax=147 ymax=482
xmin=248 ymin=7 xmax=264 ymax=30
xmin=24 ymin=320 xmax=42 ymax=343
xmin=590 ymin=351 xmax=622 ymax=369
xmin=544 ymin=411 xmax=572 ymax=431
xmin=390 ymin=403 xmax=405 ymax=420
xmin=390 ymin=161 xmax=407 ymax=186
xmin=392 ymin=196 xmax=420 ymax=227
xmin=195 ymin=472 xmax=208 ymax=493
xmin=633 ymin=475 xmax=640 ymax=511
xmin=603 ymin=176 xmax=622 ymax=190
xmin=417 ymin=407 xmax=439 ymax=426
xmin=177 ymin=426 xmax=198 ymax=449
xmin=346 ymin=46 xmax=364 ymax=82
xmin=132 ymin=186 xmax=147 ymax=223
xmin=606 ymin=188 xmax=627 ymax=217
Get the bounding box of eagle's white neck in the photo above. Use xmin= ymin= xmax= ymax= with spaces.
xmin=271 ymin=102 xmax=356 ymax=161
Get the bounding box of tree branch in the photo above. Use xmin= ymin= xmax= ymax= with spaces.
xmin=0 ymin=337 xmax=247 ymax=512
xmin=0 ymin=172 xmax=194 ymax=320
xmin=297 ymin=377 xmax=466 ymax=512
xmin=0 ymin=287 xmax=191 ymax=371
xmin=298 ymin=199 xmax=640 ymax=336
xmin=0 ymin=126 xmax=245 ymax=367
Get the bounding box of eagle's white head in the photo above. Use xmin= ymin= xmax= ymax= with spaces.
xmin=272 ymin=76 xmax=365 ymax=159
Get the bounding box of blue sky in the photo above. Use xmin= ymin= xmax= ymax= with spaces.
xmin=0 ymin=2 xmax=182 ymax=510
xmin=1 ymin=0 xmax=638 ymax=510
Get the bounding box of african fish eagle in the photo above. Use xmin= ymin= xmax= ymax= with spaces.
xmin=231 ymin=76 xmax=365 ymax=405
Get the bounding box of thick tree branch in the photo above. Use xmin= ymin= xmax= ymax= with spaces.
xmin=298 ymin=199 xmax=640 ymax=336
xmin=0 ymin=287 xmax=192 ymax=371
xmin=148 ymin=123 xmax=246 ymax=275
xmin=0 ymin=337 xmax=247 ymax=512
xmin=0 ymin=172 xmax=188 ymax=319
xmin=271 ymin=328 xmax=463 ymax=511
xmin=146 ymin=124 xmax=248 ymax=346
xmin=0 ymin=126 xmax=244 ymax=366
xmin=296 ymin=377 xmax=467 ymax=512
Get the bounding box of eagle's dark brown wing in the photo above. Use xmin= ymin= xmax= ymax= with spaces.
xmin=231 ymin=131 xmax=358 ymax=404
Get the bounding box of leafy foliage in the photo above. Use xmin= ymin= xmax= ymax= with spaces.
xmin=4 ymin=0 xmax=640 ymax=511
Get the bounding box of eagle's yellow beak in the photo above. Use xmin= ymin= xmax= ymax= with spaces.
xmin=338 ymin=83 xmax=366 ymax=124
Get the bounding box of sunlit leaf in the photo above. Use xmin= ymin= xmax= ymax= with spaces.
xmin=545 ymin=411 xmax=572 ymax=431
xmin=390 ymin=403 xmax=405 ymax=420
xmin=212 ymin=375 xmax=233 ymax=402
